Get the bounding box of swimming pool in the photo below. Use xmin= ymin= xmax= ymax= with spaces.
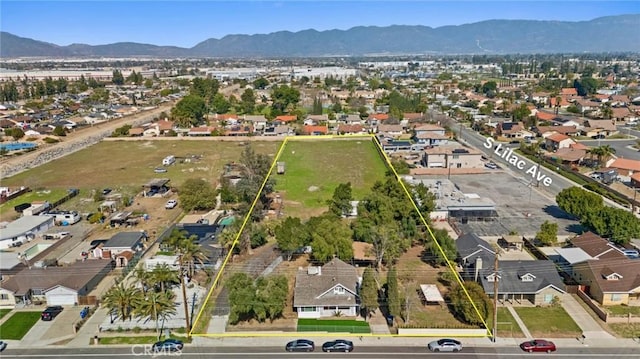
xmin=23 ymin=243 xmax=52 ymax=259
xmin=219 ymin=216 xmax=235 ymax=226
xmin=0 ymin=142 xmax=37 ymax=151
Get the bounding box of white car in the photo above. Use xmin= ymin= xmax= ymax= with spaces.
xmin=428 ymin=338 xmax=462 ymax=352
xmin=0 ymin=340 xmax=6 ymax=351
xmin=165 ymin=200 xmax=178 ymax=209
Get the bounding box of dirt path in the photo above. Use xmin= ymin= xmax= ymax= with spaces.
xmin=0 ymin=102 xmax=175 ymax=179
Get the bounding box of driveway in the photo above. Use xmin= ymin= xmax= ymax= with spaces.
xmin=40 ymin=306 xmax=83 ymax=343
xmin=560 ymin=294 xmax=615 ymax=340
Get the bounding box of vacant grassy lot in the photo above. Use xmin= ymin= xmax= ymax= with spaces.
xmin=514 ymin=306 xmax=581 ymax=338
xmin=297 ymin=318 xmax=371 ymax=333
xmin=0 ymin=311 xmax=41 ymax=340
xmin=1 ymin=140 xmax=281 ymax=190
xmin=273 ymin=138 xmax=387 ymax=217
xmin=609 ymin=323 xmax=640 ymax=338
xmin=0 ymin=309 xmax=11 ymax=320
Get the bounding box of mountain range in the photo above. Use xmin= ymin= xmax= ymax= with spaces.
xmin=1 ymin=15 xmax=639 ymax=58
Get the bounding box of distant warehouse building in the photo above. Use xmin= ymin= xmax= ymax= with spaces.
xmin=0 ymin=215 xmax=55 ymax=250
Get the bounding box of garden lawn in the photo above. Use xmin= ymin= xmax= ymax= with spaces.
xmin=0 ymin=311 xmax=41 ymax=340
xmin=0 ymin=309 xmax=11 ymax=320
xmin=607 ymin=305 xmax=640 ymax=316
xmin=0 ymin=188 xmax=69 ymax=219
xmin=297 ymin=319 xmax=371 ymax=333
xmin=514 ymin=306 xmax=581 ymax=338
xmin=273 ymin=139 xmax=387 ymax=216
xmin=488 ymin=308 xmax=524 ymax=338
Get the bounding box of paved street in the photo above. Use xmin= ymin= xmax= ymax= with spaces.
xmin=577 ymin=138 xmax=638 ymax=161
xmin=2 ymin=344 xmax=640 ymax=359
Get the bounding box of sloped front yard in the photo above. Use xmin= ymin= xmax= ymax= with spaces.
xmin=0 ymin=311 xmax=41 ymax=340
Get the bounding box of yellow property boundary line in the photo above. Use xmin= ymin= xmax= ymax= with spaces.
xmin=190 ymin=134 xmax=492 ymax=338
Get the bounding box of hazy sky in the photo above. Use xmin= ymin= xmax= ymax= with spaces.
xmin=2 ymin=1 xmax=638 ymax=48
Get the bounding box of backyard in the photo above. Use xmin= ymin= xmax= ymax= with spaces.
xmin=0 ymin=311 xmax=41 ymax=340
xmin=0 ymin=188 xmax=70 ymax=220
xmin=272 ymin=138 xmax=387 ymax=218
xmin=514 ymin=306 xmax=581 ymax=338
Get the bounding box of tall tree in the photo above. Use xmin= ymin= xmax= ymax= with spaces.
xmin=171 ymin=94 xmax=207 ymax=127
xmin=386 ymin=266 xmax=401 ymax=319
xmin=425 ymin=228 xmax=457 ymax=267
xmin=178 ymin=178 xmax=217 ymax=211
xmin=253 ymin=275 xmax=288 ymax=322
xmin=449 ymin=281 xmax=492 ymax=325
xmin=227 ymin=272 xmax=256 ymax=324
xmin=327 ymin=182 xmax=354 ymax=217
xmin=556 ymin=186 xmax=603 ymax=219
xmin=270 ymin=85 xmax=300 ymax=115
xmin=275 ymin=217 xmax=309 ymax=260
xmin=308 ymin=215 xmax=353 ymax=262
xmin=240 ymin=88 xmax=256 ymax=114
xmin=360 ymin=267 xmax=378 ymax=320
xmin=133 ymin=290 xmax=176 ymax=338
xmin=112 ymin=70 xmax=124 ymax=85
xmin=150 ymin=264 xmax=179 ymax=292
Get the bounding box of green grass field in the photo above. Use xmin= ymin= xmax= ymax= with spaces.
xmin=0 ymin=188 xmax=70 ymax=220
xmin=297 ymin=318 xmax=371 ymax=333
xmin=514 ymin=306 xmax=581 ymax=338
xmin=0 ymin=311 xmax=41 ymax=340
xmin=272 ymin=138 xmax=388 ymax=216
xmin=0 ymin=309 xmax=11 ymax=320
xmin=607 ymin=305 xmax=640 ymax=316
xmin=489 ymin=308 xmax=524 ymax=338
xmin=1 ymin=140 xmax=282 ymax=190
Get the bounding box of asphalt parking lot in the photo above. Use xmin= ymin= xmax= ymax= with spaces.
xmin=447 ymin=172 xmax=581 ymax=237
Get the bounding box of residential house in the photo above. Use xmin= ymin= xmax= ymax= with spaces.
xmin=304 ymin=114 xmax=328 ymax=126
xmin=225 ymin=125 xmax=253 ymax=136
xmin=609 ymin=95 xmax=630 ymax=107
xmin=421 ymin=145 xmax=483 ymax=169
xmin=535 ymin=126 xmax=580 ymax=138
xmin=575 ymin=99 xmax=601 ymax=113
xmin=569 ymin=232 xmax=626 ymax=261
xmin=551 ymin=117 xmax=582 ymax=128
xmin=560 ymin=88 xmax=578 ymax=97
xmin=263 ymin=125 xmax=293 ymax=137
xmin=535 ymin=111 xmax=558 ymax=123
xmin=0 ymin=259 xmax=114 ymax=307
xmin=549 ymin=147 xmax=587 ymax=164
xmin=496 ymin=122 xmax=533 ymax=139
xmin=530 ymin=92 xmax=551 ymax=105
xmin=611 ymin=107 xmax=636 ymax=123
xmin=607 ymin=158 xmax=640 ymax=177
xmin=94 ymin=231 xmax=147 ymax=267
xmin=337 ymin=114 xmax=362 ymax=125
xmin=188 ymin=126 xmax=214 ymax=136
xmin=293 ymin=257 xmax=360 ymax=319
xmin=367 ymin=113 xmax=389 ymax=126
xmin=549 ymin=96 xmax=571 ymax=109
xmin=544 ymin=133 xmax=576 ymax=151
xmin=403 ymin=112 xmax=425 ymax=124
xmin=156 ymin=120 xmax=175 ymax=135
xmin=479 ymin=260 xmax=566 ymax=305
xmin=413 ymin=124 xmax=449 ymax=146
xmin=302 ymin=125 xmax=328 ymax=136
xmin=337 ymin=124 xmax=366 ymax=135
xmin=582 ymin=119 xmax=618 ymax=137
xmin=573 ymin=258 xmax=640 ymax=306
xmin=377 ymin=124 xmax=405 ymax=138
xmin=631 ymin=172 xmax=640 ymax=189
xmin=456 ymin=233 xmax=496 ymax=281
xmin=244 ymin=115 xmax=268 ymax=131
xmin=273 ymin=115 xmax=297 ymax=126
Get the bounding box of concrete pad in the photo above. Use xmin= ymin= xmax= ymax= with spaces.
xmin=41 ymin=306 xmax=83 ymax=341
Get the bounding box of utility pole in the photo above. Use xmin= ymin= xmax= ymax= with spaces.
xmin=492 ymin=253 xmax=499 ymax=343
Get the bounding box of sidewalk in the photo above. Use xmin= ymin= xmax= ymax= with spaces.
xmin=66 ymin=306 xmax=111 ymax=348
xmin=560 ymin=294 xmax=615 ymax=339
xmin=505 ymin=305 xmax=532 ymax=339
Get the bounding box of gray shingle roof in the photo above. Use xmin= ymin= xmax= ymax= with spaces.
xmin=293 ymin=258 xmax=359 ymax=307
xmin=479 ymin=260 xmax=565 ymax=295
xmin=456 ymin=233 xmax=495 ymax=263
xmin=104 ymin=232 xmax=146 ymax=249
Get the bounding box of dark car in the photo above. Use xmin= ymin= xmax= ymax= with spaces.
xmin=519 ymin=339 xmax=556 ymax=353
xmin=152 ymin=338 xmax=184 ymax=352
xmin=322 ymin=340 xmax=354 ymax=352
xmin=285 ymin=339 xmax=315 ymax=352
xmin=41 ymin=306 xmax=64 ymax=321
xmin=102 ymin=188 xmax=112 ymax=195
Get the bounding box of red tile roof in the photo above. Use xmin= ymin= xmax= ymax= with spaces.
xmin=303 ymin=125 xmax=328 ymax=134
xmin=609 ymin=158 xmax=640 ymax=172
xmin=546 ymin=133 xmax=571 ymax=142
xmin=275 ymin=115 xmax=297 ymax=123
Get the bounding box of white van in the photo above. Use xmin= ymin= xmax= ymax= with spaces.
xmin=162 ymin=155 xmax=176 ymax=166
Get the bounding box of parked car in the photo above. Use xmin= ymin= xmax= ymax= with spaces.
xmin=519 ymin=339 xmax=556 ymax=353
xmin=154 ymin=167 xmax=168 ymax=173
xmin=0 ymin=340 xmax=7 ymax=352
xmin=485 ymin=162 xmax=498 ymax=169
xmin=152 ymin=338 xmax=184 ymax=352
xmin=427 ymin=338 xmax=463 ymax=352
xmin=322 ymin=340 xmax=354 ymax=352
xmin=285 ymin=339 xmax=315 ymax=352
xmin=41 ymin=306 xmax=64 ymax=321
xmin=165 ymin=199 xmax=178 ymax=209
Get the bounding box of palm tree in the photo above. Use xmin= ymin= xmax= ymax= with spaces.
xmin=177 ymin=240 xmax=207 ymax=279
xmin=102 ymin=283 xmax=142 ymax=322
xmin=133 ymin=266 xmax=152 ymax=294
xmin=598 ymin=145 xmax=616 ymax=163
xmin=134 ymin=290 xmax=177 ymax=339
xmin=150 ymin=264 xmax=179 ymax=292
